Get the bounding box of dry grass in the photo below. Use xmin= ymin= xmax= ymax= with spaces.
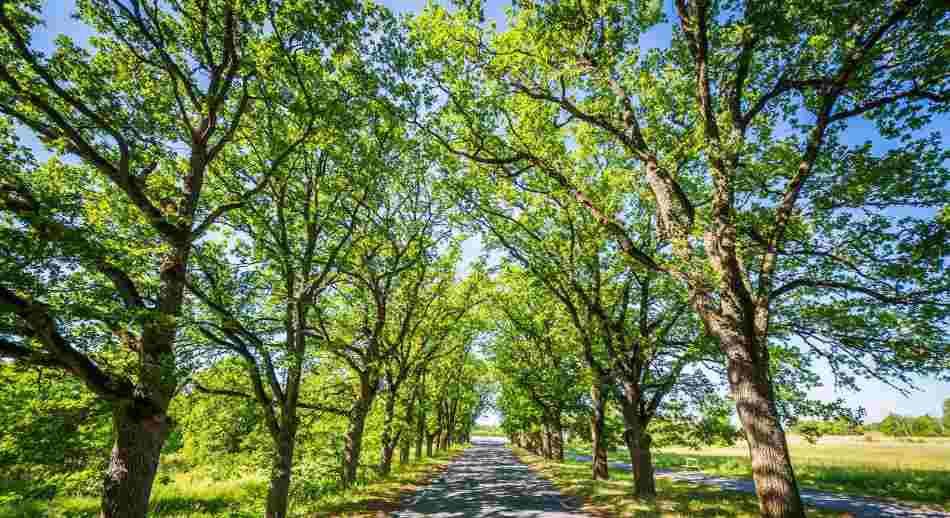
xmin=310 ymin=445 xmax=467 ymax=517
xmin=650 ymin=434 xmax=950 ymax=508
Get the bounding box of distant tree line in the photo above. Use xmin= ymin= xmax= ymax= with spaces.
xmin=867 ymin=413 xmax=947 ymax=438
xmin=792 ymin=399 xmax=950 ymax=441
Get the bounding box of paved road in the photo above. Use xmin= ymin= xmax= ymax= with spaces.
xmin=394 ymin=437 xmax=587 ymax=517
xmin=574 ymin=455 xmax=950 ymax=518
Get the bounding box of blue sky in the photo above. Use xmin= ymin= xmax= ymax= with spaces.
xmin=27 ymin=0 xmax=950 ymax=423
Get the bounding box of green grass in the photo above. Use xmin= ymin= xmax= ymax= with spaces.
xmin=1 ymin=447 xmax=467 ymax=518
xmin=574 ymin=434 xmax=950 ymax=509
xmin=309 ymin=445 xmax=466 ymax=516
xmin=513 ymin=448 xmax=841 ymax=517
xmin=471 ymin=425 xmax=506 ymax=437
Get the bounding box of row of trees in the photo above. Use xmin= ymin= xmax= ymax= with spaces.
xmin=871 ymin=412 xmax=949 ymax=437
xmin=793 ymin=399 xmax=950 ymax=441
xmin=1 ymin=1 xmax=948 ymax=518
xmin=414 ymin=1 xmax=949 ymax=518
xmin=0 ymin=2 xmax=490 ymax=517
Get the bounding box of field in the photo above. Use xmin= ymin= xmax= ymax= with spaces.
xmin=591 ymin=433 xmax=950 ymax=509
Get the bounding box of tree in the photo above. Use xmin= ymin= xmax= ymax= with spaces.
xmin=912 ymin=415 xmax=942 ymax=437
xmin=185 ymin=126 xmax=369 ymax=517
xmin=879 ymin=414 xmax=912 ymax=437
xmin=0 ymin=362 xmax=112 ymax=497
xmin=0 ymin=1 xmax=264 ymax=514
xmin=415 ymin=2 xmax=949 ymax=515
xmin=374 ymin=252 xmax=484 ymax=475
xmin=311 ymin=140 xmax=453 ymax=486
xmin=442 ymin=152 xmax=715 ymax=493
xmin=491 ymin=272 xmax=588 ymax=461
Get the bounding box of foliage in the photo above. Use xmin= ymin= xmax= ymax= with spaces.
xmin=0 ymin=364 xmax=111 ymax=499
xmin=1 ymin=0 xmax=948 ymax=516
xmin=790 ymin=417 xmax=863 ymax=443
xmin=876 ymin=413 xmax=946 ymax=438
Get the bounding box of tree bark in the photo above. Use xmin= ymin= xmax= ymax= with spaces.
xmin=379 ymin=391 xmax=399 ymax=476
xmin=426 ymin=432 xmax=436 ymax=457
xmin=548 ymin=417 xmax=564 ymax=461
xmin=415 ymin=412 xmax=425 ymax=459
xmin=100 ymin=401 xmax=170 ymax=518
xmin=265 ymin=429 xmax=295 ymax=518
xmin=380 ymin=440 xmax=396 ymax=476
xmin=439 ymin=428 xmax=449 ymax=451
xmin=342 ymin=396 xmax=373 ymax=487
xmin=618 ymin=381 xmax=656 ymax=497
xmin=589 ymin=382 xmax=609 ymax=480
xmin=725 ymin=336 xmax=805 ymax=518
xmin=622 ymin=420 xmax=655 ymax=497
xmin=399 ymin=435 xmax=411 ymax=465
xmin=541 ymin=423 xmax=552 ymax=459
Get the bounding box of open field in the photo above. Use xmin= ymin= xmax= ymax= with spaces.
xmin=583 ymin=434 xmax=950 ymax=508
xmin=514 ymin=448 xmax=843 ymax=517
xmin=0 ymin=446 xmax=466 ymax=518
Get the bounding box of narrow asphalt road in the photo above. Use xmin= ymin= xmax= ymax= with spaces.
xmin=574 ymin=455 xmax=950 ymax=518
xmin=394 ymin=438 xmax=587 ymax=517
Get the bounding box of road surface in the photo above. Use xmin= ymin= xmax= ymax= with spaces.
xmin=394 ymin=437 xmax=586 ymax=517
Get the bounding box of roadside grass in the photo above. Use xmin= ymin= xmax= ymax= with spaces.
xmin=513 ymin=448 xmax=840 ymax=517
xmin=568 ymin=435 xmax=950 ymax=510
xmin=0 ymin=446 xmax=467 ymax=518
xmin=308 ymin=445 xmax=466 ymax=517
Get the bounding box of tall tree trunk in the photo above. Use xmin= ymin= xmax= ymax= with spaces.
xmin=724 ymin=333 xmax=805 ymax=518
xmin=549 ymin=416 xmax=564 ymax=461
xmin=379 ymin=391 xmax=399 ymax=476
xmin=399 ymin=435 xmax=411 ymax=465
xmin=380 ymin=439 xmax=396 ymax=476
xmin=445 ymin=397 xmax=458 ymax=448
xmin=342 ymin=394 xmax=373 ymax=487
xmin=99 ymin=246 xmax=185 ymax=518
xmin=415 ymin=412 xmax=425 ymax=459
xmin=621 ymin=420 xmax=655 ymax=497
xmin=397 ymin=388 xmax=416 ymax=466
xmin=528 ymin=430 xmax=542 ymax=455
xmin=619 ymin=381 xmax=656 ymax=497
xmin=426 ymin=433 xmax=436 ymax=457
xmin=589 ymin=382 xmax=609 ymax=480
xmin=541 ymin=422 xmax=554 ymax=460
xmin=265 ymin=428 xmax=296 ymax=518
xmin=100 ymin=401 xmax=169 ymax=518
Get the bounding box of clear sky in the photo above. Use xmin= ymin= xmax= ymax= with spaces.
xmin=28 ymin=0 xmax=950 ymax=424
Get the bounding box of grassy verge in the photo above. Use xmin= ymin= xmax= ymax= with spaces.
xmin=309 ymin=445 xmax=467 ymax=516
xmin=1 ymin=446 xmax=468 ymax=518
xmin=639 ymin=436 xmax=949 ymax=509
xmin=650 ymin=451 xmax=950 ymax=509
xmin=513 ymin=448 xmax=840 ymax=517
xmin=564 ymin=436 xmax=950 ymax=511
